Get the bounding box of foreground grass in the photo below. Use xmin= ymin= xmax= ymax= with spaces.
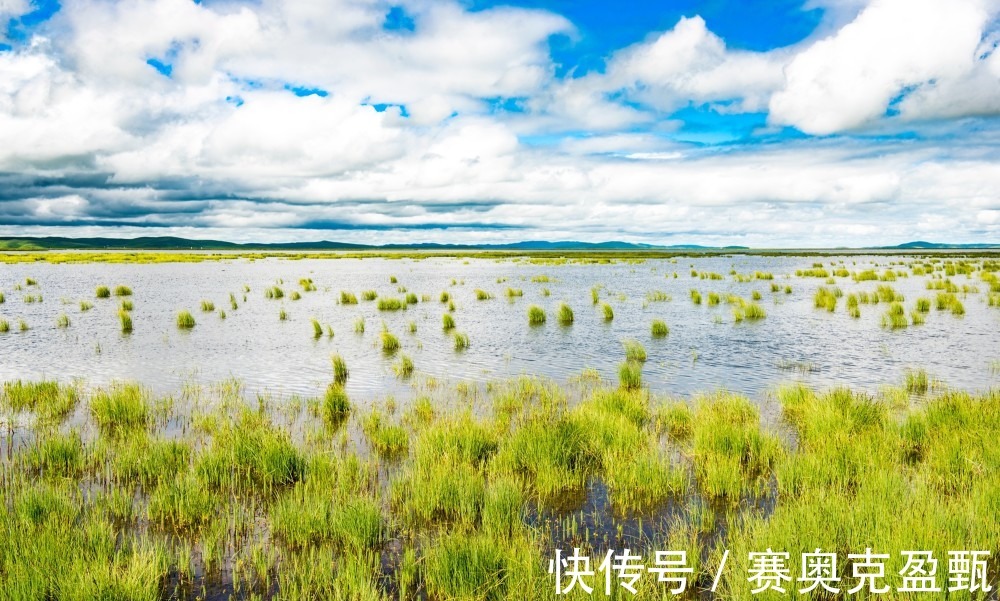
xmin=1 ymin=375 xmax=997 ymax=600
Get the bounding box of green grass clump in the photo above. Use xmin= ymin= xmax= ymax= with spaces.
xmin=310 ymin=318 xmax=323 ymax=338
xmin=623 ymin=339 xmax=647 ymax=362
xmin=527 ymin=305 xmax=546 ymax=325
xmin=18 ymin=318 xmax=28 ymax=331
xmin=361 ymin=290 xmax=377 ymax=301
xmin=289 ymin=291 xmax=301 ymax=301
xmin=876 ymin=284 xmax=903 ymax=302
xmin=814 ymin=286 xmax=837 ymax=311
xmin=278 ymin=308 xmax=288 ymax=321
xmin=707 ymin=292 xmax=720 ymax=305
xmin=881 ymin=302 xmax=908 ymax=329
xmin=323 ymin=384 xmax=351 ymax=426
xmin=0 ymin=319 xmax=8 ymax=333
xmin=265 ymin=286 xmax=284 ymax=299
xmin=440 ymin=291 xmax=451 ymax=302
xmin=363 ymin=410 xmax=409 ymax=458
xmin=743 ymin=303 xmax=766 ymax=320
xmin=442 ymin=313 xmax=456 ymax=330
xmin=354 ymin=317 xmax=365 ymax=333
xmin=120 ymin=299 xmax=133 ymax=311
xmin=95 ymin=285 xmax=110 ymax=298
xmin=506 ymin=287 xmax=523 ymax=298
xmin=381 ymin=329 xmax=401 ymax=353
xmin=690 ymin=289 xmax=702 ymax=304
xmin=148 ymin=474 xmax=214 ymax=530
xmin=405 ymin=292 xmax=418 ymax=305
xmin=601 ymin=302 xmax=614 ymax=320
xmin=453 ymin=331 xmax=470 ymax=350
xmin=915 ymin=297 xmax=931 ymax=313
xmin=56 ymin=313 xmax=70 ymax=328
xmin=176 ymin=310 xmax=196 ymax=329
xmin=114 ymin=285 xmax=132 ymax=297
xmin=557 ymin=302 xmax=573 ymax=324
xmin=1 ymin=380 xmax=79 ymax=421
xmin=377 ymin=297 xmax=406 ymax=311
xmin=331 ymin=354 xmax=349 ymax=384
xmin=118 ymin=309 xmax=133 ymax=333
xmin=196 ymin=410 xmax=304 ymax=491
xmin=651 ymin=319 xmax=669 ymax=337
xmin=474 ymin=289 xmax=493 ymax=300
xmin=200 ymin=299 xmax=214 ymax=312
xmin=905 ymin=368 xmax=930 ymax=394
xmin=90 ymin=383 xmax=150 ymax=435
xmin=340 ymin=291 xmax=358 ymax=304
xmin=394 ymin=354 xmax=414 ymax=378
xmin=619 ymin=360 xmax=642 ymax=390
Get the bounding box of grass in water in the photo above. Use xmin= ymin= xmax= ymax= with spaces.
xmin=310 ymin=318 xmax=323 ymax=339
xmin=528 ymin=305 xmax=546 ymax=325
xmin=881 ymin=302 xmax=908 ymax=329
xmin=453 ymin=331 xmax=470 ymax=350
xmin=619 ymin=360 xmax=642 ymax=390
xmin=0 ymin=319 xmax=8 ymax=333
xmin=361 ymin=290 xmax=377 ymax=301
xmin=323 ymin=384 xmax=351 ymax=427
xmin=200 ymin=299 xmax=215 ymax=312
xmin=95 ymin=285 xmax=111 ymax=298
xmin=381 ymin=329 xmax=400 ymax=353
xmin=176 ymin=310 xmax=196 ymax=329
xmin=394 ymin=354 xmax=415 ymax=378
xmin=279 ymin=308 xmax=288 ymax=321
xmin=114 ymin=285 xmax=133 ymax=297
xmin=56 ymin=313 xmax=70 ymax=328
xmin=331 ymin=353 xmax=349 ymax=385
xmin=118 ymin=309 xmax=133 ymax=333
xmin=377 ymin=297 xmax=406 ymax=311
xmin=601 ymin=302 xmax=614 ymax=320
xmin=506 ymin=287 xmax=523 ymax=299
xmin=474 ymin=289 xmax=493 ymax=300
xmin=651 ymin=319 xmax=669 ymax=337
xmin=340 ymin=291 xmax=358 ymax=304
xmin=90 ymin=383 xmax=150 ymax=435
xmin=905 ymin=368 xmax=930 ymax=394
xmin=442 ymin=313 xmax=456 ymax=331
xmin=557 ymin=302 xmax=574 ymax=324
xmin=623 ymin=339 xmax=647 ymax=362
xmin=354 ymin=317 xmax=365 ymax=334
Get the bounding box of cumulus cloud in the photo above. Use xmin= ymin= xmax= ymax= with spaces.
xmin=0 ymin=0 xmax=998 ymax=246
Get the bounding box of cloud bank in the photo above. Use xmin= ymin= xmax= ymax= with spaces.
xmin=0 ymin=0 xmax=998 ymax=246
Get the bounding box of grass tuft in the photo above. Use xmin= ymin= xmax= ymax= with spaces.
xmin=651 ymin=319 xmax=669 ymax=337
xmin=176 ymin=310 xmax=196 ymax=329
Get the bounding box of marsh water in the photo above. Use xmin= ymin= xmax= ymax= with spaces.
xmin=1 ymin=253 xmax=998 ymax=403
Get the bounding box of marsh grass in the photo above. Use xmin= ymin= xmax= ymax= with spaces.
xmin=331 ymin=354 xmax=349 ymax=385
xmin=742 ymin=303 xmax=766 ymax=320
xmin=279 ymin=308 xmax=288 ymax=321
xmin=0 ymin=319 xmax=8 ymax=333
xmin=361 ymin=290 xmax=378 ymax=301
xmin=340 ymin=291 xmax=358 ymax=304
xmin=265 ymin=286 xmax=284 ymax=299
xmin=453 ymin=331 xmax=470 ymax=350
xmin=90 ymin=383 xmax=150 ymax=435
xmin=506 ymin=287 xmax=523 ymax=299
xmin=289 ymin=291 xmax=301 ymax=301
xmin=405 ymin=292 xmax=418 ymax=305
xmin=690 ymin=289 xmax=702 ymax=304
xmin=394 ymin=354 xmax=414 ymax=378
xmin=619 ymin=360 xmax=642 ymax=390
xmin=380 ymin=328 xmax=400 ymax=353
xmin=120 ymin=299 xmax=134 ymax=311
xmin=474 ymin=289 xmax=493 ymax=300
xmin=905 ymin=368 xmax=930 ymax=394
xmin=623 ymin=339 xmax=647 ymax=362
xmin=114 ymin=285 xmax=133 ymax=297
xmin=442 ymin=313 xmax=456 ymax=330
xmin=0 ymin=291 xmax=4 ymax=303
xmin=1 ymin=380 xmax=79 ymax=420
xmin=601 ymin=302 xmax=614 ymax=320
xmin=176 ymin=310 xmax=196 ymax=329
xmin=707 ymin=292 xmax=720 ymax=306
xmin=557 ymin=302 xmax=574 ymax=324
xmin=56 ymin=313 xmax=70 ymax=328
xmin=18 ymin=318 xmax=28 ymax=331
xmin=528 ymin=305 xmax=545 ymax=325
xmin=323 ymin=384 xmax=351 ymax=426
xmin=118 ymin=309 xmax=133 ymax=333
xmin=363 ymin=410 xmax=409 ymax=458
xmin=354 ymin=317 xmax=365 ymax=334
xmin=96 ymin=285 xmax=111 ymax=298
xmin=310 ymin=318 xmax=323 ymax=339
xmin=651 ymin=319 xmax=669 ymax=337
xmin=881 ymin=302 xmax=908 ymax=329
xmin=200 ymin=300 xmax=215 ymax=312
xmin=814 ymin=286 xmax=837 ymax=312
xmin=377 ymin=297 xmax=406 ymax=311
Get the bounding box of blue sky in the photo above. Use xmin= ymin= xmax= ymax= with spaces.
xmin=0 ymin=0 xmax=998 ymax=246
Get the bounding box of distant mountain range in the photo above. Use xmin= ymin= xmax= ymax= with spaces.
xmin=0 ymin=236 xmax=996 ymax=252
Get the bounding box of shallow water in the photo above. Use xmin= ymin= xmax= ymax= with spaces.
xmin=1 ymin=253 xmax=998 ymax=402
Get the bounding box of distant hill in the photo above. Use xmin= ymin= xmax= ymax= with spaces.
xmin=886 ymin=241 xmax=1000 ymax=249
xmin=0 ymin=235 xmax=996 ymax=252
xmin=0 ymin=236 xmax=750 ymax=252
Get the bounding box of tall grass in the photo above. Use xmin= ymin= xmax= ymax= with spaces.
xmin=331 ymin=353 xmax=349 ymax=384
xmin=176 ymin=310 xmax=196 ymax=329
xmin=453 ymin=331 xmax=470 ymax=350
xmin=442 ymin=313 xmax=456 ymax=330
xmin=380 ymin=328 xmax=400 ymax=353
xmin=200 ymin=299 xmax=215 ymax=312
xmin=601 ymin=302 xmax=614 ymax=320
xmin=557 ymin=302 xmax=574 ymax=324
xmin=527 ymin=305 xmax=546 ymax=325
xmin=90 ymin=383 xmax=150 ymax=434
xmin=96 ymin=285 xmax=110 ymax=298
xmin=377 ymin=297 xmax=406 ymax=311
xmin=340 ymin=291 xmax=358 ymax=304
xmin=619 ymin=360 xmax=642 ymax=390
xmin=394 ymin=354 xmax=415 ymax=378
xmin=114 ymin=285 xmax=133 ymax=297
xmin=118 ymin=309 xmax=133 ymax=333
xmin=623 ymin=339 xmax=647 ymax=362
xmin=651 ymin=319 xmax=669 ymax=337
xmin=56 ymin=313 xmax=70 ymax=328
xmin=310 ymin=318 xmax=323 ymax=338
xmin=361 ymin=290 xmax=378 ymax=301
xmin=323 ymin=384 xmax=351 ymax=426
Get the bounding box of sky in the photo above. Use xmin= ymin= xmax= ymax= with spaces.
xmin=0 ymin=0 xmax=998 ymax=247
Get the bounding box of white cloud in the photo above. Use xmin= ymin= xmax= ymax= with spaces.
xmin=770 ymin=0 xmax=999 ymax=133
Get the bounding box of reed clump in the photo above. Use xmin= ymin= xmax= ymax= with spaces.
xmin=651 ymin=319 xmax=669 ymax=337
xmin=557 ymin=302 xmax=574 ymax=324
xmin=527 ymin=305 xmax=545 ymax=325
xmin=176 ymin=310 xmax=196 ymax=329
